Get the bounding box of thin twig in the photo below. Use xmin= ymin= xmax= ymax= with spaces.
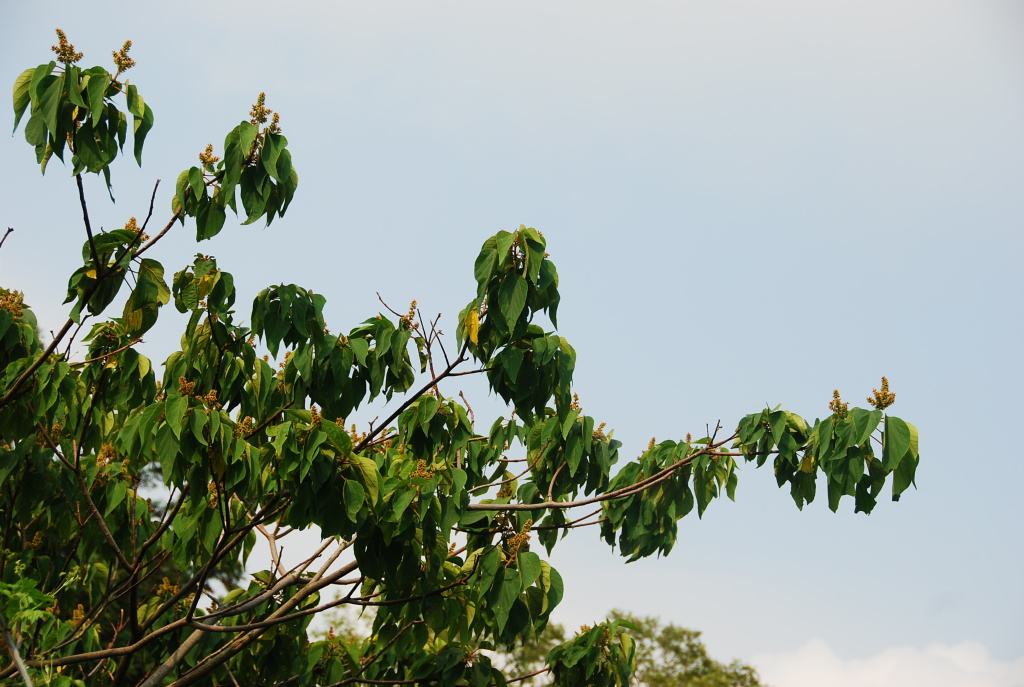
xmin=375 ymin=293 xmax=403 ymax=318
xmin=69 ymin=338 xmax=143 ymax=368
xmin=246 ymin=401 xmax=295 ymax=438
xmin=459 ymin=391 xmax=475 ymax=427
xmin=470 ymin=448 xmax=545 ymax=494
xmin=355 ymin=342 xmax=469 ymax=452
xmin=134 ymin=210 xmax=182 ymax=260
xmin=76 ymin=175 xmax=102 ymax=279
xmin=508 ymin=667 xmax=551 ymax=684
xmin=467 ymin=435 xmax=739 ymax=512
xmin=0 ymin=228 xmax=12 ymax=250
xmin=547 ymin=461 xmax=567 ymax=502
xmin=140 ymin=180 xmax=161 ymax=233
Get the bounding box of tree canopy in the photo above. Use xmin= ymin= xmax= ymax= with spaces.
xmin=0 ymin=32 xmax=920 ymax=686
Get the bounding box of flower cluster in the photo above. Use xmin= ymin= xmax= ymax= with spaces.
xmin=0 ymin=289 xmax=24 ymax=318
xmin=156 ymin=577 xmax=180 ymax=596
xmin=234 ymin=416 xmax=255 ymax=438
xmin=24 ymin=531 xmax=44 ymax=550
xmin=867 ymin=376 xmax=896 ymax=410
xmin=249 ymin=92 xmax=272 ymax=125
xmin=123 ymin=216 xmax=149 ymax=242
xmin=505 ymin=519 xmax=533 ymax=562
xmin=496 ymin=480 xmax=515 ymax=499
xmin=51 ymin=29 xmax=83 ymax=65
xmin=198 ymin=143 xmax=220 ymax=166
xmin=112 ymin=40 xmax=135 ymax=75
xmin=399 ymin=300 xmax=419 ymax=330
xmin=828 ymin=389 xmax=849 ymax=419
xmin=267 ymin=112 xmax=281 ymax=135
xmin=347 ymin=423 xmax=367 ymax=446
xmin=96 ymin=443 xmax=116 ymax=468
xmin=34 ymin=421 xmax=62 ymax=447
xmin=410 ymin=459 xmax=435 ymax=479
xmin=177 ymin=377 xmax=220 ymax=408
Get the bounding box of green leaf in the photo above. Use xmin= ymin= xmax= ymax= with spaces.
xmin=39 ymin=76 xmax=63 ymax=139
xmin=417 ymin=396 xmax=439 ymax=432
xmin=768 ymin=410 xmax=786 ymax=445
xmin=105 ymin=481 xmax=127 ymax=517
xmin=28 ymin=61 xmax=55 ymax=103
xmin=516 ymin=551 xmax=542 ymax=591
xmin=24 ymin=114 xmax=47 ymax=147
xmin=851 ymin=408 xmax=883 ymax=446
xmin=322 ymin=420 xmax=353 ymax=455
xmin=133 ymin=99 xmax=154 ymax=165
xmin=498 ymin=274 xmax=528 ymax=331
xmin=882 ymin=416 xmax=911 ymax=470
xmin=12 ymin=68 xmax=33 ymax=132
xmin=492 ymin=574 xmax=520 ymax=633
xmin=892 ymin=452 xmax=918 ymax=497
xmin=65 ymin=65 xmax=86 ymax=108
xmin=166 ymin=395 xmax=188 ymax=439
xmin=261 ymin=133 xmax=285 ymax=181
xmin=473 ymin=246 xmax=497 ymax=292
xmin=352 ymin=456 xmax=380 ymax=505
xmin=560 ymin=408 xmax=579 ymax=440
xmin=86 ymin=72 xmax=111 ymax=126
xmin=188 ymin=166 xmax=205 ymax=200
xmin=344 ymin=480 xmax=365 ymax=522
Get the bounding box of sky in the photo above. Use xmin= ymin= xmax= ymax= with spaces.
xmin=2 ymin=2 xmax=1022 ymax=685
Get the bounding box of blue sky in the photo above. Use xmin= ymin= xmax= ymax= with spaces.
xmin=2 ymin=2 xmax=1022 ymax=685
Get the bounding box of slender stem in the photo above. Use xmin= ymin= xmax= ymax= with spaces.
xmin=73 ymin=468 xmax=132 ymax=571
xmin=75 ymin=175 xmax=101 ymax=279
xmin=140 ymin=180 xmax=161 ymax=232
xmin=0 ymin=318 xmax=75 ymax=408
xmin=134 ymin=210 xmax=181 ymax=260
xmin=68 ymin=338 xmax=143 ymax=368
xmin=467 ymin=436 xmax=739 ymax=512
xmin=356 ymin=342 xmax=469 ymax=452
xmin=547 ymin=461 xmax=567 ymax=502
xmin=508 ymin=667 xmax=551 ymax=684
xmin=0 ymin=228 xmax=12 ymax=250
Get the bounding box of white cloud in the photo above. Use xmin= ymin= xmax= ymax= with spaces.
xmin=753 ymin=639 xmax=1024 ymax=687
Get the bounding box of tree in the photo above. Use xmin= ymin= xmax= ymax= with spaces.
xmin=0 ymin=32 xmax=920 ymax=686
xmin=493 ymin=611 xmax=765 ymax=687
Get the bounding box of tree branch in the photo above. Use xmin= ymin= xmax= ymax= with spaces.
xmin=466 ymin=437 xmax=738 ymax=512
xmin=0 ymin=609 xmax=34 ymax=687
xmin=68 ymin=338 xmax=143 ymax=368
xmin=75 ymin=174 xmax=102 ymax=280
xmin=355 ymin=341 xmax=469 ymax=452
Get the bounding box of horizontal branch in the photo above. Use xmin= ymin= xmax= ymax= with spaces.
xmin=466 ymin=435 xmax=738 ymax=512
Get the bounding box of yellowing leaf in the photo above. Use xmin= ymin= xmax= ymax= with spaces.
xmin=799 ymin=454 xmax=816 ymax=473
xmin=466 ymin=308 xmax=480 ymax=345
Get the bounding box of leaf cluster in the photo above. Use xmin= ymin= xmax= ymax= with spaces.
xmin=14 ymin=37 xmax=151 ymax=191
